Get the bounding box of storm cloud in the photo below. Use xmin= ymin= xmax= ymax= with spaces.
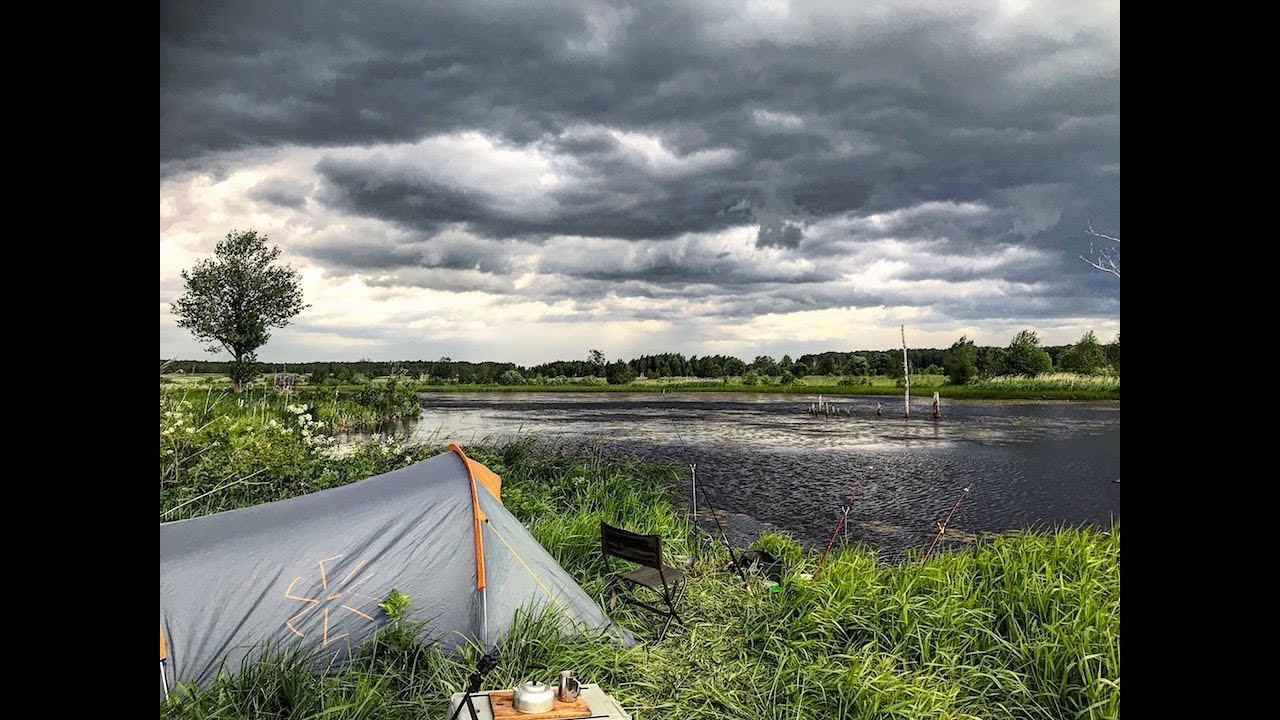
xmin=160 ymin=0 xmax=1119 ymax=362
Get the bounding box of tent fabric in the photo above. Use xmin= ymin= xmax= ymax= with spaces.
xmin=160 ymin=447 xmax=633 ymax=698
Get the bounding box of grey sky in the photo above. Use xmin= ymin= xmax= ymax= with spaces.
xmin=160 ymin=0 xmax=1119 ymax=364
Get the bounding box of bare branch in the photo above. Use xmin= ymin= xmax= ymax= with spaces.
xmin=1080 ymin=219 xmax=1120 ymax=278
xmin=1086 ymin=219 xmax=1120 ymax=245
xmin=1079 ymin=251 xmax=1120 ymax=278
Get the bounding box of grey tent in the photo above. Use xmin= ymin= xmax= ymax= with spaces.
xmin=160 ymin=444 xmax=633 ymax=698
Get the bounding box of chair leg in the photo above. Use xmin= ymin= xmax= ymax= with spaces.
xmin=658 ymin=611 xmax=676 ymax=642
xmin=656 ymin=580 xmax=687 ymax=642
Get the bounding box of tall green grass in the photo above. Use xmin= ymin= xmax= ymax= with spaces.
xmin=161 ymin=435 xmax=1119 ymax=719
xmin=974 ymin=373 xmax=1119 ymax=392
xmin=160 ymin=387 xmax=430 ymax=520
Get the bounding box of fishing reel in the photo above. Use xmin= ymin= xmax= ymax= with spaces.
xmin=449 ymin=650 xmax=502 ymax=720
xmin=468 ymin=651 xmax=501 ymax=692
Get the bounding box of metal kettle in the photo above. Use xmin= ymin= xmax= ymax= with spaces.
xmin=512 ymin=679 xmax=556 ymax=714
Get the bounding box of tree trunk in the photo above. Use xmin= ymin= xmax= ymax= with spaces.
xmin=234 ymin=351 xmax=245 ymax=393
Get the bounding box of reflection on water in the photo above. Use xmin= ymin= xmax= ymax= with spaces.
xmin=340 ymin=392 xmax=1119 ymax=556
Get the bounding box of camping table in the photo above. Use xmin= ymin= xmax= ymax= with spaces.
xmin=446 ymin=683 xmax=632 ymax=720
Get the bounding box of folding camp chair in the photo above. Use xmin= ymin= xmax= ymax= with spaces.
xmin=600 ymin=521 xmax=686 ymax=641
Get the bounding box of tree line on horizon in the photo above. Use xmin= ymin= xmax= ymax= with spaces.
xmin=168 ymin=229 xmax=1119 ymax=391
xmin=164 ymin=329 xmax=1119 ymax=386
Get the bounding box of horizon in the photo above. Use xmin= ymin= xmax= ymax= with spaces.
xmin=163 ymin=331 xmax=1114 ymax=370
xmin=161 ymin=2 xmax=1119 ymax=366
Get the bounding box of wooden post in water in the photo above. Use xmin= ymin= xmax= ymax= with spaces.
xmin=901 ymin=324 xmax=910 ymax=417
xmin=932 ymin=391 xmax=941 ymax=419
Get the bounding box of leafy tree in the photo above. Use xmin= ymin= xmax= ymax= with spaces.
xmin=779 ymin=370 xmax=796 ymax=385
xmin=308 ymin=367 xmax=329 ymax=386
xmin=943 ymin=336 xmax=978 ymax=385
xmin=605 ymin=359 xmax=637 ymax=385
xmin=498 ymin=369 xmax=526 ymax=385
xmin=173 ymin=230 xmax=307 ymax=392
xmin=884 ymin=351 xmax=907 ymax=380
xmin=844 ymin=355 xmax=871 ymax=377
xmin=868 ymin=352 xmax=892 ymax=376
xmin=1058 ymin=330 xmax=1107 ymax=374
xmin=355 ymin=376 xmax=419 ymax=417
xmin=976 ymin=346 xmax=1006 ymax=378
xmin=751 ymin=355 xmax=779 ymax=376
xmin=721 ymin=357 xmax=747 ymax=377
xmin=1004 ymin=329 xmax=1052 ymax=376
xmin=1105 ymin=334 xmax=1120 ymax=373
xmin=816 ymin=355 xmax=837 ymax=375
xmin=588 ymin=349 xmax=606 ymax=375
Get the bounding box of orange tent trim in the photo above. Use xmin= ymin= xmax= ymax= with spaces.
xmin=160 ymin=626 xmax=167 ymax=661
xmin=448 ymin=444 xmax=505 ymax=591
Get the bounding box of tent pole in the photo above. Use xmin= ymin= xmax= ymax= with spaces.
xmin=160 ymin=661 xmax=169 ymax=699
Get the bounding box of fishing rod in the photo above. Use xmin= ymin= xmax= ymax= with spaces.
xmin=813 ymin=466 xmax=874 ymax=579
xmin=917 ymin=482 xmax=973 ymax=572
xmin=668 ymin=415 xmax=748 ymax=582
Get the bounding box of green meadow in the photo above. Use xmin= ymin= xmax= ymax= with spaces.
xmin=160 ymin=394 xmax=1119 ymax=719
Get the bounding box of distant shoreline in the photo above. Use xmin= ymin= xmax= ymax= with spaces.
xmin=408 ymin=384 xmax=1120 ymax=400
xmin=161 ymin=377 xmax=1119 ymax=401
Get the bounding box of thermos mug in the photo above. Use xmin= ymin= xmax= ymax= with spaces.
xmin=557 ymin=670 xmax=581 ymax=702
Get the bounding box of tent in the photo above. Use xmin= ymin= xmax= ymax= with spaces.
xmin=160 ymin=444 xmax=633 ymax=697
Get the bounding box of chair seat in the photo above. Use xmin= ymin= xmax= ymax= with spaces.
xmin=618 ymin=564 xmax=684 ymax=590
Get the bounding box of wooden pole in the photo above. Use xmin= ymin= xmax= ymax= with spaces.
xmin=901 ymin=325 xmax=910 ymax=417
xmin=932 ymin=391 xmax=941 ymax=419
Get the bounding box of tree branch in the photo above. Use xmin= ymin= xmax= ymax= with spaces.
xmin=1086 ymin=219 xmax=1120 ymax=244
xmin=1080 ymin=219 xmax=1120 ymax=278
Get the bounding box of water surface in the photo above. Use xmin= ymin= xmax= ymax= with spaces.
xmin=351 ymin=392 xmax=1119 ymax=556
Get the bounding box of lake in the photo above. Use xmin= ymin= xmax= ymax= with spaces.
xmin=349 ymin=391 xmax=1119 ymax=557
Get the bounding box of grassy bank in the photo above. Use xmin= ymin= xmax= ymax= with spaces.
xmin=163 ymin=372 xmax=1119 ymax=401
xmin=160 ymin=386 xmax=424 ymax=519
xmin=161 ymin=399 xmax=1120 ymax=718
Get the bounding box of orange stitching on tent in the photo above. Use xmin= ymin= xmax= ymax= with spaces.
xmin=286 ymin=603 xmax=318 ymax=638
xmin=285 ymin=576 xmax=321 ymax=638
xmin=340 ymin=560 xmax=366 ymax=585
xmin=285 ymin=576 xmax=319 ymax=603
xmin=318 ymin=555 xmax=343 ymax=590
xmin=342 ymin=604 xmax=375 ymax=621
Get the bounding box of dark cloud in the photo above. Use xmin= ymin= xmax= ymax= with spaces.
xmin=302 ymin=234 xmax=514 ymax=275
xmin=756 ymin=219 xmax=805 ymax=249
xmin=248 ymin=175 xmax=313 ymax=208
xmin=160 ymin=0 xmax=1119 ymax=332
xmin=313 ymin=160 xmax=501 ymax=237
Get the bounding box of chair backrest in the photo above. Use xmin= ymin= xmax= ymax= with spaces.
xmin=600 ymin=521 xmax=664 ymax=570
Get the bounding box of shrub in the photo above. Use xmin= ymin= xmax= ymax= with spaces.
xmin=498 ymin=369 xmax=527 ymax=385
